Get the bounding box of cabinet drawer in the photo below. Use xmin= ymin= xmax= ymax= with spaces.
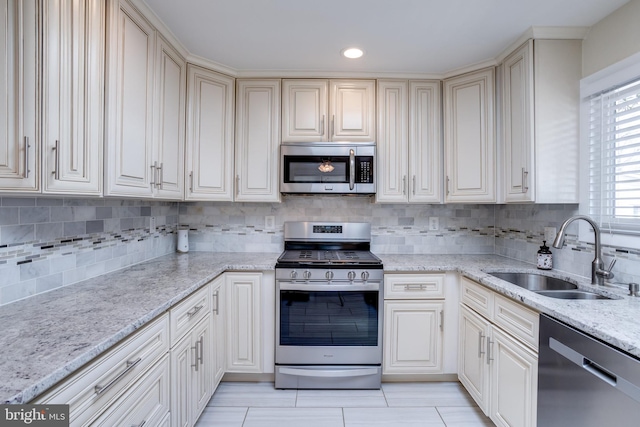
xmin=170 ymin=285 xmax=210 ymax=345
xmin=493 ymin=294 xmax=539 ymax=351
xmin=384 ymin=274 xmax=445 ymax=299
xmin=92 ymin=355 xmax=170 ymax=427
xmin=36 ymin=314 xmax=169 ymax=427
xmin=461 ymin=276 xmax=493 ymax=318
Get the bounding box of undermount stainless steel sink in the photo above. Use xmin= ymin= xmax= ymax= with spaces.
xmin=488 ymin=272 xmax=578 ymax=291
xmin=488 ymin=272 xmax=613 ymax=300
xmin=535 ymin=290 xmax=612 ymax=300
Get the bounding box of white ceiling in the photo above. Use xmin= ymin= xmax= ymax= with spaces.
xmin=144 ymin=0 xmax=629 ymax=75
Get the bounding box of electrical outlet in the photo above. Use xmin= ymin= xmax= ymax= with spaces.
xmin=544 ymin=227 xmax=557 ymax=242
xmin=429 ymin=217 xmax=439 ymax=231
xmin=149 ymin=216 xmax=156 ymax=233
xmin=265 ymin=216 xmax=275 ymax=230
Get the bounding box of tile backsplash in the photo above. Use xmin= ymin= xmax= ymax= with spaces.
xmin=1 ymin=195 xmax=639 ymax=305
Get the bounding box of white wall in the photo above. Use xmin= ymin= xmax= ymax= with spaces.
xmin=582 ymin=0 xmax=640 ymax=77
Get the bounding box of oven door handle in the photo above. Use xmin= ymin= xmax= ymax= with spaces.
xmin=278 ymin=283 xmax=380 ymax=292
xmin=279 ymin=367 xmax=379 ymax=378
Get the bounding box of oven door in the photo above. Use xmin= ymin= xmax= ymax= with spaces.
xmin=276 ymin=280 xmax=383 ymax=365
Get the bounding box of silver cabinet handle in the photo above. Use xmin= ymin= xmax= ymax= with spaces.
xmin=236 ymin=175 xmax=240 ymax=196
xmin=189 ymin=171 xmax=194 ymax=192
xmin=150 ymin=162 xmax=157 ymax=188
xmin=521 ymin=168 xmax=529 ymax=193
xmin=213 ymin=290 xmax=220 ymax=315
xmin=331 ymin=115 xmax=335 ymax=138
xmin=320 ymin=115 xmax=325 ymax=136
xmin=157 ymin=162 xmax=163 ymax=189
xmin=24 ymin=136 xmax=30 ymax=178
xmin=191 ymin=342 xmax=199 ymax=371
xmin=402 ymin=176 xmax=407 ymax=195
xmin=349 ymin=149 xmax=355 ymax=190
xmin=446 ymin=176 xmax=450 ymax=196
xmin=192 ymin=336 xmax=204 ymax=371
xmin=131 ymin=421 xmax=146 ymax=427
xmin=412 ymin=175 xmax=416 ymax=195
xmin=440 ymin=310 xmax=444 ymax=330
xmin=52 ymin=140 xmax=60 ymax=180
xmin=486 ymin=337 xmax=494 ymax=364
xmin=95 ymin=357 xmax=142 ymax=395
xmin=478 ymin=332 xmax=485 ymax=358
xmin=187 ymin=304 xmax=204 ymax=318
xmin=198 ymin=336 xmax=204 ymax=365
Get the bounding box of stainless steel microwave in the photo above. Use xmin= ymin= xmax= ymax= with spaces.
xmin=280 ymin=142 xmax=375 ymax=195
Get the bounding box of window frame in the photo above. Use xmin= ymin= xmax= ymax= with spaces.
xmin=579 ymin=51 xmax=640 ymax=247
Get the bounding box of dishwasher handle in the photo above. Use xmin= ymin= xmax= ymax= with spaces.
xmin=549 ymin=337 xmax=640 ymax=403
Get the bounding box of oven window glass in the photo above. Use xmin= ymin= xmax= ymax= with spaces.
xmin=284 ymin=156 xmax=348 ymax=183
xmin=279 ymin=290 xmax=379 ymax=346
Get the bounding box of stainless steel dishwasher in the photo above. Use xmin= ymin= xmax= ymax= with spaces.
xmin=538 ymin=314 xmax=640 ymax=426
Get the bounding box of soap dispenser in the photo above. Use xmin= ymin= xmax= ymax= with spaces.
xmin=537 ymin=241 xmax=552 ymax=270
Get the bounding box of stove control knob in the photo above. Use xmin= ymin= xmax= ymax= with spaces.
xmin=303 ymin=270 xmax=312 ymax=280
xmin=290 ymin=270 xmax=298 ymax=280
xmin=325 ymin=271 xmax=334 ymax=280
xmin=361 ymin=271 xmax=370 ymax=281
xmin=347 ymin=271 xmax=356 ymax=281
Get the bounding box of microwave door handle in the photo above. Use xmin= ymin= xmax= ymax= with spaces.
xmin=349 ymin=149 xmax=355 ymax=190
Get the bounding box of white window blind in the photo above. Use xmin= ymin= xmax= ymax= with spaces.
xmin=588 ymin=77 xmax=640 ymax=234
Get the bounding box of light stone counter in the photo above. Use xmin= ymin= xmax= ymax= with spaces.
xmin=2 ymin=252 xmax=639 ymax=405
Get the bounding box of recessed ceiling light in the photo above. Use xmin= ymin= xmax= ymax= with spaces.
xmin=342 ymin=48 xmax=364 ymax=59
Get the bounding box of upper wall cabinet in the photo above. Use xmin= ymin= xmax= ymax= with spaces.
xmin=184 ymin=65 xmax=235 ymax=201
xmin=0 ymin=0 xmax=39 ymax=192
xmin=105 ymin=0 xmax=156 ymax=197
xmin=235 ymin=79 xmax=281 ymax=202
xmin=501 ymin=39 xmax=581 ymax=203
xmin=376 ymin=80 xmax=442 ymax=203
xmin=105 ymin=0 xmax=186 ymax=199
xmin=42 ymin=0 xmax=104 ymax=196
xmin=282 ymin=79 xmax=375 ymax=142
xmin=444 ymin=67 xmax=496 ymax=203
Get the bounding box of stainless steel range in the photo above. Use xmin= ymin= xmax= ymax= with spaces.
xmin=275 ymin=221 xmax=383 ymax=389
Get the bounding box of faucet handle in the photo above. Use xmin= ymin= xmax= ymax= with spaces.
xmin=596 ymin=258 xmax=616 ymax=282
xmin=607 ymin=258 xmax=617 ymax=272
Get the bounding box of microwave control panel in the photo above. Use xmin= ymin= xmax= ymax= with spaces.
xmin=357 ymin=158 xmax=374 ymax=183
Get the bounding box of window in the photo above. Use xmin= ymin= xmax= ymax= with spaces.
xmin=586 ymin=76 xmax=640 ymax=235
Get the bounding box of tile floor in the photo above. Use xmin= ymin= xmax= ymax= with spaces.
xmin=195 ymin=381 xmax=495 ymax=427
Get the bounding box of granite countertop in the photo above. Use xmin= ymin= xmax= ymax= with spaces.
xmin=2 ymin=252 xmax=639 ymax=404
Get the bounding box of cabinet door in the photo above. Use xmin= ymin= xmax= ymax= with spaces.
xmin=376 ymin=80 xmax=409 ymax=203
xmin=191 ymin=315 xmax=213 ymax=422
xmin=105 ymin=0 xmax=155 ymax=197
xmin=42 ymin=0 xmax=104 ymax=196
xmin=502 ymin=41 xmax=534 ymax=202
xmin=458 ymin=304 xmax=491 ymax=415
xmin=490 ymin=328 xmax=538 ymax=427
xmin=226 ymin=272 xmax=262 ymax=373
xmin=444 ymin=68 xmax=495 ymax=202
xmin=185 ymin=65 xmax=235 ymax=201
xmin=211 ymin=277 xmax=226 ymax=388
xmin=409 ymin=80 xmax=442 ymax=203
xmin=171 ymin=330 xmax=192 ymax=427
xmin=281 ymin=79 xmax=328 ymax=142
xmin=235 ymin=79 xmax=281 ymax=202
xmin=0 ymin=0 xmax=39 ymax=191
xmin=383 ymin=300 xmax=443 ymax=374
xmin=330 ymin=80 xmax=376 ymax=141
xmin=153 ymin=35 xmax=185 ymax=199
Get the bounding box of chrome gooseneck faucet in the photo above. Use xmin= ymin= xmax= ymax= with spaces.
xmin=552 ymin=215 xmax=615 ymax=285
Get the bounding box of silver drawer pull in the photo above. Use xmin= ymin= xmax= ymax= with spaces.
xmin=404 ymin=284 xmax=426 ymax=290
xmin=131 ymin=421 xmax=146 ymax=427
xmin=95 ymin=357 xmax=142 ymax=396
xmin=213 ymin=290 xmax=220 ymax=315
xmin=187 ymin=304 xmax=204 ymax=318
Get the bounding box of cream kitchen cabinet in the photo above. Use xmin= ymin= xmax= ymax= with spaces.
xmin=443 ymin=67 xmax=496 ymax=203
xmin=42 ymin=0 xmax=104 ymax=195
xmin=376 ymin=80 xmax=442 ymax=203
xmin=282 ymin=79 xmax=375 ymax=142
xmin=0 ymin=0 xmax=39 ymax=192
xmin=235 ymin=79 xmax=281 ymax=202
xmin=105 ymin=0 xmax=186 ymax=199
xmin=184 ymin=64 xmax=235 ymax=201
xmin=501 ymin=39 xmax=581 ymax=203
xmin=458 ymin=277 xmax=539 ymax=427
xmin=226 ymin=272 xmax=263 ymax=373
xmin=210 ymin=275 xmax=226 ymax=388
xmin=383 ymin=273 xmax=459 ymax=377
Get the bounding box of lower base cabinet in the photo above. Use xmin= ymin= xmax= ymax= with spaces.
xmin=458 ymin=277 xmax=538 ymax=427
